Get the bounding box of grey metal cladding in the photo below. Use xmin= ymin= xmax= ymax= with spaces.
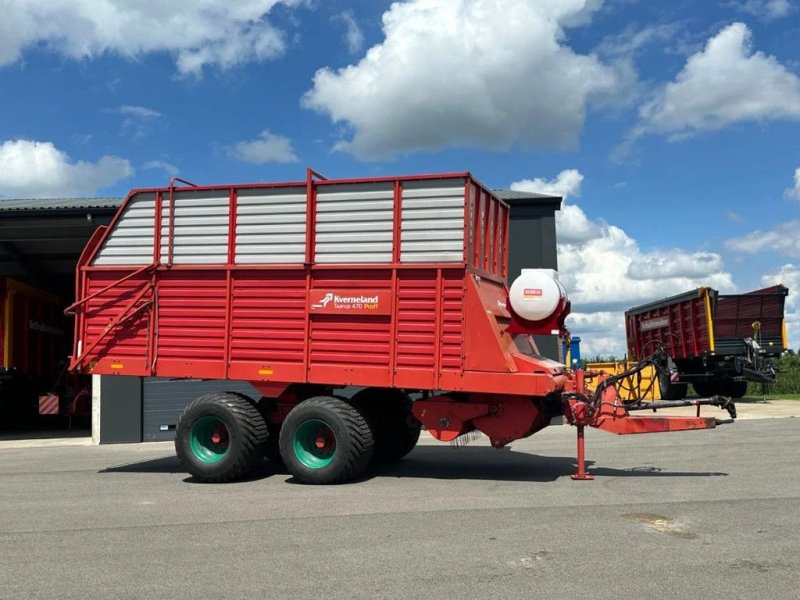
xmin=142 ymin=378 xmax=262 ymax=441
xmin=168 ymin=190 xmax=230 ymax=265
xmin=93 ymin=193 xmax=156 ymax=265
xmin=235 ymin=187 xmax=307 ymax=264
xmin=315 ymin=182 xmax=394 ymax=263
xmin=401 ymin=178 xmax=466 ymax=263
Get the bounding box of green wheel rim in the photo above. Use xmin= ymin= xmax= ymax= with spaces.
xmin=189 ymin=416 xmax=230 ymax=463
xmin=293 ymin=419 xmax=336 ymax=469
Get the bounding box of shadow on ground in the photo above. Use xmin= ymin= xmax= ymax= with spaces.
xmin=0 ymin=427 xmax=90 ymax=441
xmin=100 ymin=445 xmax=727 ymax=484
xmin=100 ymin=456 xmax=185 ymax=475
xmin=371 ymin=446 xmax=728 ymax=482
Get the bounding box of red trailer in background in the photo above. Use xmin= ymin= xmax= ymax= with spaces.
xmin=625 ymin=285 xmax=789 ymax=399
xmin=69 ymin=170 xmax=737 ymax=484
xmin=0 ymin=278 xmax=66 ymax=421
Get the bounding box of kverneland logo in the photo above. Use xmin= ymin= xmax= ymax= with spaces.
xmin=311 ymin=291 xmax=380 ymax=310
xmin=331 ymin=293 xmax=379 ymax=303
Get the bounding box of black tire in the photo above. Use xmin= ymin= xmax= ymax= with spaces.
xmin=693 ymin=381 xmax=717 ymax=398
xmin=351 ymin=388 xmax=421 ymax=462
xmin=279 ymin=396 xmax=374 ymax=484
xmin=659 ymin=372 xmax=688 ymax=400
xmin=175 ymin=392 xmax=268 ymax=483
xmin=721 ymin=380 xmax=749 ymax=399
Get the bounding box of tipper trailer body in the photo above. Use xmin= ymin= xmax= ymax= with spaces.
xmin=69 ymin=171 xmax=735 ymax=484
xmin=625 ymin=286 xmax=788 ymax=399
xmin=1 ymin=278 xmax=65 ymax=420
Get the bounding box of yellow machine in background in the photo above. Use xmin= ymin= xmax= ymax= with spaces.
xmin=583 ymin=360 xmax=662 ymax=401
xmin=561 ymin=337 xmax=661 ymax=401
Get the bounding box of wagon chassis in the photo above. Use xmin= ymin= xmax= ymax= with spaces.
xmin=68 ymin=170 xmax=737 ymax=484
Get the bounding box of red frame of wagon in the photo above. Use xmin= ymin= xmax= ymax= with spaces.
xmin=78 ymin=169 xmax=509 ymax=279
xmin=69 ymin=170 xmax=517 ymax=392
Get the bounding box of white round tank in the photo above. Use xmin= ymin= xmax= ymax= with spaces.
xmin=508 ymin=269 xmax=567 ymax=322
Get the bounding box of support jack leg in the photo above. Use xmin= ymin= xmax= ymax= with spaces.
xmin=571 ymin=425 xmax=594 ymax=480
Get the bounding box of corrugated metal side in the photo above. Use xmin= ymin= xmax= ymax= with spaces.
xmin=396 ymin=270 xmax=437 ymax=371
xmin=440 ymin=270 xmax=464 ymax=371
xmin=93 ymin=193 xmax=155 ymax=266
xmin=715 ymin=291 xmax=787 ymax=355
xmin=626 ymin=292 xmax=712 ymax=360
xmin=315 ymin=183 xmax=394 ymax=263
xmin=400 ymin=179 xmax=466 ymax=263
xmin=496 ymin=204 xmax=506 ymax=276
xmin=626 ymin=289 xmax=703 ymax=317
xmin=168 ymin=190 xmax=229 ymax=265
xmin=229 ymin=271 xmax=307 ymax=364
xmin=308 ymin=270 xmax=392 ymax=382
xmin=156 ymin=271 xmax=227 ymax=363
xmin=4 ymin=284 xmax=63 ymax=376
xmin=142 ymin=378 xmax=261 ymax=441
xmin=236 ymin=187 xmax=306 ymax=264
xmin=83 ymin=272 xmax=150 ymax=362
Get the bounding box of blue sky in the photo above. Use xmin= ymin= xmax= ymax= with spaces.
xmin=1 ymin=0 xmax=798 ymax=354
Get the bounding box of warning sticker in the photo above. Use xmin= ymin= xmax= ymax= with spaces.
xmin=523 ymin=288 xmax=543 ymax=299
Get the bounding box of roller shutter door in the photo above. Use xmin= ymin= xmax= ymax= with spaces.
xmin=141 ymin=378 xmax=262 ymax=441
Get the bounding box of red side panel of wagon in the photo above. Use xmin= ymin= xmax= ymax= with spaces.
xmin=625 ymin=288 xmax=717 ymax=361
xmin=68 ymin=171 xmax=565 ymax=397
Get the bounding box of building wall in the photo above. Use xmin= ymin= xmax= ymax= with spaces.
xmin=508 ymin=205 xmax=558 ymax=277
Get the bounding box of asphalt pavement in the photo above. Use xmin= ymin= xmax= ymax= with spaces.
xmin=1 ymin=416 xmax=798 ymax=600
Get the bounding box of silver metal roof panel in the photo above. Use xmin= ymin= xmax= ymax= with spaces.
xmin=0 ymin=197 xmax=123 ymax=212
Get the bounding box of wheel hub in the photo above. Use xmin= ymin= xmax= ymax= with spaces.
xmin=294 ymin=419 xmax=337 ymax=469
xmin=189 ymin=416 xmax=231 ymax=463
xmin=210 ymin=427 xmax=228 ymax=446
xmin=314 ymin=431 xmax=335 ymax=451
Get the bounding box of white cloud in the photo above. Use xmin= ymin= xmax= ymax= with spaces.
xmin=597 ymin=23 xmax=681 ymax=59
xmin=511 ymin=170 xmax=600 ymax=243
xmin=114 ymin=105 xmax=163 ymax=140
xmin=636 ymin=23 xmax=800 ymax=139
xmin=143 ymin=160 xmax=179 ymax=177
xmin=727 ymin=210 xmax=744 ymax=222
xmin=627 ymin=253 xmax=725 ymax=280
xmin=761 ymin=264 xmax=799 ymax=350
xmin=0 ymin=1 xmax=303 ymax=76
xmin=566 ymin=311 xmax=627 ymax=359
xmin=558 ymin=223 xmax=734 ymax=315
xmin=510 ymin=169 xmax=735 ymax=357
xmin=0 ymin=139 xmax=132 ymax=197
xmin=726 ymin=221 xmax=800 ymax=257
xmin=510 ymin=169 xmax=584 ymax=199
xmin=118 ymin=105 xmax=161 ymax=119
xmin=336 ymin=11 xmax=364 ymax=55
xmin=785 ymin=167 xmax=800 ymax=200
xmin=229 ymin=130 xmax=299 ymax=164
xmin=303 ymin=0 xmax=626 ymax=160
xmin=731 ymin=0 xmax=794 ymax=20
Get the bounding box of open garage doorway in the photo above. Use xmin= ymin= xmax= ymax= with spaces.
xmin=0 ymin=198 xmax=120 ymax=442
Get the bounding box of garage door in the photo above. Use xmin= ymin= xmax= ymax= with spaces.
xmin=142 ymin=378 xmax=262 ymax=441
